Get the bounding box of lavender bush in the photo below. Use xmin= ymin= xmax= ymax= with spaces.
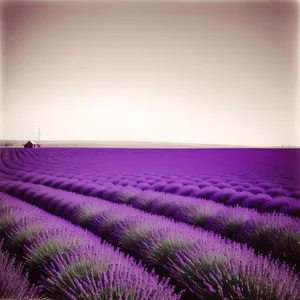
xmin=0 ymin=240 xmax=41 ymax=299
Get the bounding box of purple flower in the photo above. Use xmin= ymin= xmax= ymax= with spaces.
xmin=0 ymin=240 xmax=41 ymax=299
xmin=266 ymin=187 xmax=289 ymax=197
xmin=241 ymin=193 xmax=272 ymax=209
xmin=165 ymin=240 xmax=300 ymax=299
xmin=197 ymin=186 xmax=220 ymax=199
xmin=162 ymin=183 xmax=184 ymax=194
xmin=210 ymin=188 xmax=236 ymax=204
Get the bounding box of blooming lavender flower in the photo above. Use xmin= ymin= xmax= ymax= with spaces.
xmin=162 ymin=183 xmax=184 ymax=194
xmin=3 ymin=181 xmax=300 ymax=271
xmin=85 ymin=185 xmax=108 ymax=198
xmin=6 ymin=212 xmax=70 ymax=245
xmin=256 ymin=182 xmax=276 ymax=189
xmin=282 ymin=203 xmax=300 ymax=217
xmin=197 ymin=186 xmax=220 ymax=199
xmin=0 ymin=191 xmax=182 ymax=299
xmin=29 ymin=174 xmax=47 ymax=184
xmin=118 ymin=179 xmax=138 ymax=187
xmin=266 ymin=187 xmax=289 ymax=197
xmin=0 ymin=240 xmax=41 ymax=299
xmin=196 ymin=181 xmax=212 ymax=189
xmin=175 ymin=201 xmax=222 ymax=228
xmin=214 ymin=182 xmax=231 ymax=189
xmin=177 ymin=185 xmax=201 ymax=197
xmin=226 ymin=191 xmax=253 ymax=206
xmin=238 ymin=214 xmax=300 ymax=270
xmin=241 ymin=193 xmax=272 ymax=209
xmin=176 ymin=179 xmax=192 ymax=185
xmin=42 ymin=238 xmax=163 ymax=296
xmin=0 ymin=198 xmax=46 ymax=235
xmin=203 ymin=208 xmax=255 ymax=239
xmin=151 ymin=181 xmax=168 ymax=192
xmin=48 ymin=177 xmax=66 ymax=189
xmin=130 ymin=190 xmax=160 ymax=212
xmin=165 ymin=240 xmax=300 ymax=299
xmin=78 ymin=183 xmax=102 ymax=196
xmin=69 ymin=201 xmax=112 ymax=226
xmin=247 ymin=186 xmax=266 ymax=195
xmin=58 ymin=179 xmax=79 ymax=190
xmin=290 ymin=190 xmax=300 ymax=199
xmin=227 ymin=180 xmax=240 ymax=187
xmin=110 ymin=186 xmax=140 ymax=204
xmin=261 ymin=196 xmax=292 ymax=213
xmin=210 ymin=188 xmax=236 ymax=204
xmin=136 ymin=182 xmax=151 ymax=190
xmin=23 ymin=224 xmax=88 ymax=282
xmin=41 ymin=244 xmax=112 ymax=297
xmin=62 ymin=263 xmax=181 ymax=300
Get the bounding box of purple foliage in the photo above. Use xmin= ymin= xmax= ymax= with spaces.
xmin=197 ymin=186 xmax=221 ymax=199
xmin=1 ymin=148 xmax=300 ymax=299
xmin=291 ymin=190 xmax=300 ymax=199
xmin=86 ymin=185 xmax=107 ymax=198
xmin=3 ymin=180 xmax=300 ymax=272
xmin=0 ymin=240 xmax=41 ymax=299
xmin=43 ymin=244 xmax=181 ymax=300
xmin=177 ymin=185 xmax=201 ymax=197
xmin=165 ymin=240 xmax=300 ymax=299
xmin=266 ymin=187 xmax=289 ymax=197
xmin=248 ymin=186 xmax=266 ymax=194
xmin=214 ymin=182 xmax=231 ymax=189
xmin=0 ymin=194 xmax=181 ymax=299
xmin=261 ymin=196 xmax=292 ymax=213
xmin=110 ymin=186 xmax=140 ymax=204
xmin=176 ymin=179 xmax=192 ymax=185
xmin=210 ymin=188 xmax=236 ymax=204
xmin=151 ymin=181 xmax=168 ymax=192
xmin=162 ymin=183 xmax=184 ymax=194
xmin=238 ymin=213 xmax=300 ymax=268
xmin=196 ymin=181 xmax=212 ymax=189
xmin=282 ymin=203 xmax=300 ymax=218
xmin=137 ymin=182 xmax=151 ymax=190
xmin=242 ymin=193 xmax=272 ymax=209
xmin=226 ymin=191 xmax=253 ymax=206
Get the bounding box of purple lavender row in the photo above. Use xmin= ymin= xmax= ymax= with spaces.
xmin=4 ymin=148 xmax=300 ymax=199
xmin=5 ymin=149 xmax=300 ymax=200
xmin=9 ymin=148 xmax=300 ymax=185
xmin=2 ymin=181 xmax=300 ymax=299
xmin=2 ymin=148 xmax=300 ymax=216
xmin=19 ymin=168 xmax=300 ymax=199
xmin=0 ymin=192 xmax=181 ymax=300
xmin=4 ymin=173 xmax=300 ymax=269
xmin=7 ymin=166 xmax=300 ymax=217
xmin=0 ymin=239 xmax=41 ymax=300
xmin=2 ymin=148 xmax=300 ymax=210
xmin=97 ymin=185 xmax=300 ymax=267
xmin=21 ymin=147 xmax=300 ymax=183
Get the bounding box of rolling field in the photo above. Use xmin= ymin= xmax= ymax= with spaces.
xmin=0 ymin=148 xmax=300 ymax=299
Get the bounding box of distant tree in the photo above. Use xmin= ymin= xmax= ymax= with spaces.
xmin=0 ymin=142 xmax=13 ymax=147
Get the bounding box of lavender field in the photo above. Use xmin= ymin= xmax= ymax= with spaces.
xmin=0 ymin=148 xmax=300 ymax=299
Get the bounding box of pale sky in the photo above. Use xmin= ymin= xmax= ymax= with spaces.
xmin=0 ymin=1 xmax=299 ymax=146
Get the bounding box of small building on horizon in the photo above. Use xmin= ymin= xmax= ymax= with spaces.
xmin=23 ymin=140 xmax=41 ymax=148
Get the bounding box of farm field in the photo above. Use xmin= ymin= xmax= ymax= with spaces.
xmin=0 ymin=147 xmax=300 ymax=299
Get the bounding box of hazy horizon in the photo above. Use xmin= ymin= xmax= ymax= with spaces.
xmin=1 ymin=1 xmax=299 ymax=146
xmin=0 ymin=139 xmax=298 ymax=149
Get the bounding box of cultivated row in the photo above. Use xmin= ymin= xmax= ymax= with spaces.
xmin=0 ymin=192 xmax=180 ymax=300
xmin=4 ymin=163 xmax=300 ymax=216
xmin=1 ymin=180 xmax=300 ymax=299
xmin=3 ymin=148 xmax=300 ymax=199
xmin=0 ymin=239 xmax=41 ymax=299
xmin=2 ymin=176 xmax=300 ymax=270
